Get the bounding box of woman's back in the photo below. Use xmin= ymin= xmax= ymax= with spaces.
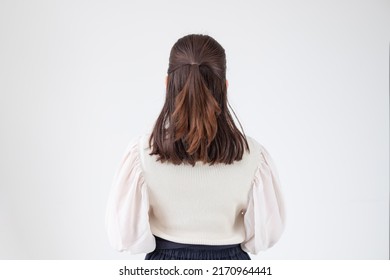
xmin=105 ymin=34 xmax=286 ymax=259
xmin=141 ymin=133 xmax=261 ymax=245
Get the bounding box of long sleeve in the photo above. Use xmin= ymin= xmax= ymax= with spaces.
xmin=104 ymin=137 xmax=155 ymax=253
xmin=241 ymin=144 xmax=286 ymax=254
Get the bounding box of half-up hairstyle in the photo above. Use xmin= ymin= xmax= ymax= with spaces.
xmin=149 ymin=34 xmax=249 ymax=166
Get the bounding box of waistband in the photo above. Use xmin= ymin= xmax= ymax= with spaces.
xmin=154 ymin=236 xmax=241 ymax=250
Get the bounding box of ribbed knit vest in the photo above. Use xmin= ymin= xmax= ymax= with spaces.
xmin=138 ymin=133 xmax=263 ymax=245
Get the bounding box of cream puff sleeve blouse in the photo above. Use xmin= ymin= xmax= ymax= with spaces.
xmin=104 ymin=134 xmax=286 ymax=255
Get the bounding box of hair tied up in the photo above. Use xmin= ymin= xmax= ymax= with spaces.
xmin=190 ymin=63 xmax=199 ymax=70
xmin=149 ymin=34 xmax=249 ymax=166
xmin=172 ymin=61 xmax=221 ymax=156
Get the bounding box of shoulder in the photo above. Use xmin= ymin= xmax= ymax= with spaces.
xmin=124 ymin=132 xmax=151 ymax=151
xmin=245 ymin=135 xmax=279 ymax=167
xmin=122 ymin=133 xmax=152 ymax=169
xmin=245 ymin=135 xmax=281 ymax=174
xmin=118 ymin=134 xmax=148 ymax=165
xmin=245 ymin=135 xmax=266 ymax=156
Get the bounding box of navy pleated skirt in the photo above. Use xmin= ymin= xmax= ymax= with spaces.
xmin=145 ymin=236 xmax=251 ymax=260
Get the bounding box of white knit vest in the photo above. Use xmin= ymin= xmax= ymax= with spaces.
xmin=138 ymin=133 xmax=263 ymax=245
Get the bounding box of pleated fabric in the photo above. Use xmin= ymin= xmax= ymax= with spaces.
xmin=145 ymin=236 xmax=251 ymax=260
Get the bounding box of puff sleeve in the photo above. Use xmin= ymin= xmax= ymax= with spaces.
xmin=241 ymin=145 xmax=286 ymax=254
xmin=104 ymin=137 xmax=155 ymax=253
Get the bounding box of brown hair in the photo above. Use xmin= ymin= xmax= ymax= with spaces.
xmin=149 ymin=34 xmax=249 ymax=166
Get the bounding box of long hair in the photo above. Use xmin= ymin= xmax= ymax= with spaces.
xmin=149 ymin=34 xmax=249 ymax=166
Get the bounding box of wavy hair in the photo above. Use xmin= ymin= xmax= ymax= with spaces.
xmin=149 ymin=34 xmax=249 ymax=166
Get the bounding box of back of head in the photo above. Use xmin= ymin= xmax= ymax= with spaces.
xmin=149 ymin=34 xmax=249 ymax=166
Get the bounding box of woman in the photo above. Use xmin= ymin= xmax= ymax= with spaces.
xmin=105 ymin=34 xmax=286 ymax=260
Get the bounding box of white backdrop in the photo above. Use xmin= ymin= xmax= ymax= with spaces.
xmin=0 ymin=0 xmax=388 ymax=260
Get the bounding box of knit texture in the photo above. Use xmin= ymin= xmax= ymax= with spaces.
xmin=139 ymin=133 xmax=262 ymax=246
xmin=105 ymin=132 xmax=286 ymax=255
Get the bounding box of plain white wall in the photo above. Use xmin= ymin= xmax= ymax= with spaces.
xmin=0 ymin=0 xmax=388 ymax=259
